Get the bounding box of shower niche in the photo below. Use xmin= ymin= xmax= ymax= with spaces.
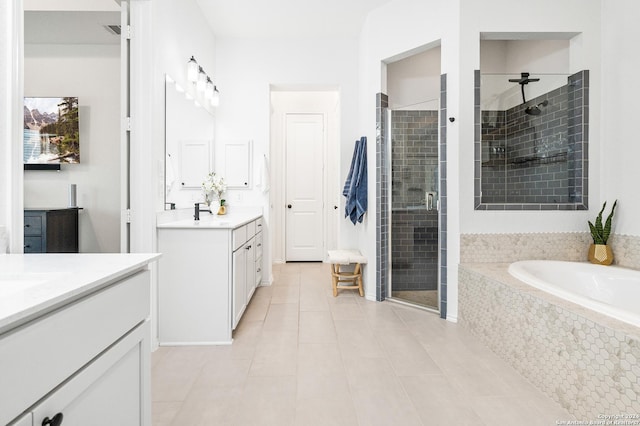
xmin=475 ymin=37 xmax=588 ymax=210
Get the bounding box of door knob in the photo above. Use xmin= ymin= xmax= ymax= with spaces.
xmin=287 ymin=204 xmax=292 ymax=209
xmin=334 ymin=205 xmax=338 ymax=210
xmin=42 ymin=413 xmax=64 ymax=426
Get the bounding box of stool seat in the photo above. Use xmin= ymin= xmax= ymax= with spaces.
xmin=327 ymin=250 xmax=367 ymax=297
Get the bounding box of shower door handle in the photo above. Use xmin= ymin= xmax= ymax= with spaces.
xmin=426 ymin=192 xmax=437 ymax=211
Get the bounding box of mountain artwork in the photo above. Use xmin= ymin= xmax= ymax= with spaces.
xmin=23 ymin=97 xmax=80 ymax=164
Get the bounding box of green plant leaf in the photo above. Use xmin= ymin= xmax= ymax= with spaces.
xmin=594 ymin=201 xmax=606 ymax=240
xmin=588 ymin=221 xmax=600 ymax=244
xmin=602 ymin=200 xmax=618 ymax=244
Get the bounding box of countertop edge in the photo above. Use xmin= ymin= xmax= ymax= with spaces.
xmin=0 ymin=253 xmax=160 ymax=335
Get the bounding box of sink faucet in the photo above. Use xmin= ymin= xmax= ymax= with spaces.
xmin=194 ymin=202 xmax=211 ymax=221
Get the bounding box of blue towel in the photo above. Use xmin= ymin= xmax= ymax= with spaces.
xmin=343 ymin=137 xmax=367 ymax=224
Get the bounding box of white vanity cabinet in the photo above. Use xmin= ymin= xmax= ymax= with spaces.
xmin=232 ymin=218 xmax=262 ymax=330
xmin=0 ymin=255 xmax=157 ymax=426
xmin=158 ymin=213 xmax=263 ymax=345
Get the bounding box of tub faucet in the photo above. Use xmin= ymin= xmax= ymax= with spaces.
xmin=194 ymin=202 xmax=211 ymax=221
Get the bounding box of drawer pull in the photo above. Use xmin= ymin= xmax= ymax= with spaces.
xmin=257 ymin=243 xmax=262 ymax=247
xmin=25 ymin=224 xmax=30 ymax=228
xmin=246 ymin=245 xmax=252 ymax=250
xmin=24 ymin=245 xmax=31 ymax=249
xmin=42 ymin=413 xmax=64 ymax=426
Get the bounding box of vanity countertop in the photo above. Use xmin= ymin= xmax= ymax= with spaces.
xmin=0 ymin=253 xmax=160 ymax=334
xmin=156 ymin=207 xmax=262 ymax=230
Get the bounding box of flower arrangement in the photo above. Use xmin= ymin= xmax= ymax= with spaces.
xmin=202 ymin=172 xmax=226 ymax=205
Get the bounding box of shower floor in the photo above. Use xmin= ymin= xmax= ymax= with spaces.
xmin=392 ymin=290 xmax=438 ymax=310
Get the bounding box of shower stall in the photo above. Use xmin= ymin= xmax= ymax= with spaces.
xmin=386 ymin=100 xmax=440 ymax=311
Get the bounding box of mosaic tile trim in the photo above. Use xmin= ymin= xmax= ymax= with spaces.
xmin=459 ymin=265 xmax=640 ymax=419
xmin=461 ymin=232 xmax=640 ymax=270
xmin=460 ymin=232 xmax=592 ymax=264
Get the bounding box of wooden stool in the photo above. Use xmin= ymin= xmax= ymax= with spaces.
xmin=327 ymin=250 xmax=367 ymax=297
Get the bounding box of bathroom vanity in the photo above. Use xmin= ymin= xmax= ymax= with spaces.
xmin=157 ymin=209 xmax=263 ymax=345
xmin=0 ymin=253 xmax=159 ymax=426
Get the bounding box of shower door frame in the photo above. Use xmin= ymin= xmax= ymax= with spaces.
xmin=385 ymin=107 xmax=441 ymax=314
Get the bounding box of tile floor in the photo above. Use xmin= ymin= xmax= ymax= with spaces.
xmin=151 ymin=262 xmax=575 ymax=425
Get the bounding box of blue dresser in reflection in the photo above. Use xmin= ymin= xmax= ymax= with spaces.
xmin=24 ymin=208 xmax=80 ymax=253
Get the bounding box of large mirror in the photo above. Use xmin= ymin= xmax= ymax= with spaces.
xmin=164 ymin=75 xmax=215 ymax=209
xmin=474 ymin=38 xmax=588 ymax=210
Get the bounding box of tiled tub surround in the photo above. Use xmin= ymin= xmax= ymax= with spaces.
xmin=461 ymin=232 xmax=640 ymax=270
xmin=459 ymin=232 xmax=640 ymax=418
xmin=458 ymin=263 xmax=640 ymax=419
xmin=475 ymin=70 xmax=589 ymax=210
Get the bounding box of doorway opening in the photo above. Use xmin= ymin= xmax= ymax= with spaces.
xmin=270 ymin=89 xmax=340 ymax=264
xmin=380 ymin=44 xmax=444 ymax=314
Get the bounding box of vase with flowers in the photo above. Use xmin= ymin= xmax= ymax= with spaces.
xmin=202 ymin=172 xmax=227 ymax=213
xmin=588 ymin=200 xmax=617 ymax=265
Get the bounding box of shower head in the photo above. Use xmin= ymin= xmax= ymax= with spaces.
xmin=525 ymin=100 xmax=549 ymax=116
xmin=508 ymin=72 xmax=540 ymax=85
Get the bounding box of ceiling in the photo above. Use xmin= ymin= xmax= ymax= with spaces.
xmin=25 ymin=11 xmax=121 ymax=45
xmin=24 ymin=0 xmax=392 ymax=45
xmin=195 ymin=0 xmax=392 ymax=38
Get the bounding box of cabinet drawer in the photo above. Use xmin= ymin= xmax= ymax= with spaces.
xmin=24 ymin=215 xmax=42 ymax=236
xmin=255 ymin=217 xmax=263 ymax=234
xmin=0 ymin=270 xmax=150 ymax=426
xmin=255 ymin=260 xmax=262 ymax=287
xmin=233 ymin=225 xmax=247 ymax=251
xmin=255 ymin=233 xmax=263 ymax=261
xmin=24 ymin=236 xmax=43 ymax=253
xmin=246 ymin=220 xmax=256 ymax=238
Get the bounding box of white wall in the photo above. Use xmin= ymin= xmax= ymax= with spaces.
xmin=387 ymin=46 xmax=441 ymax=110
xmin=24 ymin=44 xmax=121 ymax=253
xmin=480 ymin=40 xmax=570 ymax=111
xmin=214 ymin=35 xmax=361 ymax=281
xmin=0 ymin=0 xmax=24 ymax=253
xmin=358 ymin=0 xmax=602 ymax=319
xmin=601 ymin=0 xmax=640 ymax=237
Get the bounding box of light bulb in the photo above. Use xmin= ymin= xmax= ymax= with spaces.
xmin=205 ymin=77 xmax=214 ymax=99
xmin=187 ymin=56 xmax=198 ymax=82
xmin=196 ymin=67 xmax=206 ymax=92
xmin=211 ymin=86 xmax=220 ymax=107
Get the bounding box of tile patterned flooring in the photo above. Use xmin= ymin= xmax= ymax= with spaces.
xmin=151 ymin=262 xmax=575 ymax=425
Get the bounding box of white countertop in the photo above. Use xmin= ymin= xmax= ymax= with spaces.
xmin=0 ymin=253 xmax=160 ymax=334
xmin=156 ymin=207 xmax=262 ymax=229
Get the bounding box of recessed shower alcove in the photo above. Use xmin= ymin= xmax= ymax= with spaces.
xmin=376 ymin=43 xmax=447 ymax=317
xmin=475 ymin=36 xmax=588 ymax=210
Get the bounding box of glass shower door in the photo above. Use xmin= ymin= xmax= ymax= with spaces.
xmin=388 ymin=102 xmax=440 ymax=311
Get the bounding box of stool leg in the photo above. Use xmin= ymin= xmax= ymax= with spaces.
xmin=355 ymin=263 xmax=364 ymax=297
xmin=331 ymin=264 xmax=338 ymax=297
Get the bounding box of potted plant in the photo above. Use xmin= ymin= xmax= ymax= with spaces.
xmin=587 ymin=200 xmax=617 ymax=265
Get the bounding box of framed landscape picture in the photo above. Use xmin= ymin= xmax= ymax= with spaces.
xmin=24 ymin=97 xmax=80 ymax=166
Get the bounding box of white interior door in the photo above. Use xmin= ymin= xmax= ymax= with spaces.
xmin=285 ymin=113 xmax=324 ymax=261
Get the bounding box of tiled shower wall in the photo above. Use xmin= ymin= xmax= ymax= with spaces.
xmin=376 ymin=93 xmax=389 ymax=301
xmin=390 ymin=111 xmax=439 ymax=291
xmin=476 ymin=70 xmax=588 ymax=209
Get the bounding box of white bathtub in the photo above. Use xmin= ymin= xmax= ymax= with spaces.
xmin=508 ymin=260 xmax=640 ymax=328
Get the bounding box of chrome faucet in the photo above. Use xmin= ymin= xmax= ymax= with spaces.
xmin=194 ymin=202 xmax=211 ymax=221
